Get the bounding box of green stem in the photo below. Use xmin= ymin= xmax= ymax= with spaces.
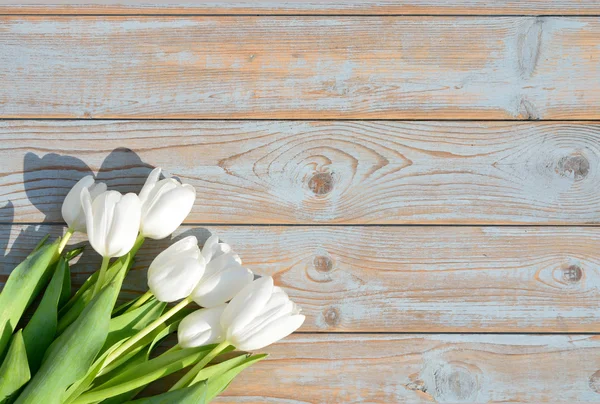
xmin=93 ymin=256 xmax=111 ymax=298
xmin=57 ymin=228 xmax=74 ymax=254
xmin=170 ymin=341 xmax=230 ymax=391
xmin=103 ymin=297 xmax=193 ymax=369
xmin=124 ymin=291 xmax=154 ymax=314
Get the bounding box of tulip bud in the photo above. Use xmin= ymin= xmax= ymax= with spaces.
xmin=221 ymin=276 xmax=305 ymax=351
xmin=177 ymin=305 xmax=226 ymax=348
xmin=147 ymin=236 xmax=205 ymax=302
xmin=191 ymin=235 xmax=253 ymax=308
xmin=81 ymin=189 xmax=142 ymax=258
xmin=61 ymin=175 xmax=107 ymax=233
xmin=138 ymin=168 xmax=196 ymax=240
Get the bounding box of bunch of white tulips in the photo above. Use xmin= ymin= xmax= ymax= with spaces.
xmin=0 ymin=167 xmax=304 ymax=403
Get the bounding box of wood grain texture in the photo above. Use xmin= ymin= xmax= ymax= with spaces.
xmin=206 ymin=334 xmax=600 ymax=403
xmin=1 ymin=17 xmax=600 ymax=119
xmin=1 ymin=225 xmax=599 ymax=332
xmin=2 ymin=120 xmax=600 ymax=225
xmin=1 ymin=1 xmax=600 ymax=15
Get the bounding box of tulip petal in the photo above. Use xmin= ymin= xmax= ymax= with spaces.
xmin=222 ymin=277 xmax=273 ymax=339
xmin=150 ymin=235 xmax=200 ymax=272
xmin=81 ymin=187 xmax=94 ymax=243
xmin=138 ymin=167 xmax=162 ymax=205
xmin=72 ymin=181 xmax=107 ymax=233
xmin=192 ymin=265 xmax=253 ymax=308
xmin=203 ymin=252 xmax=241 ymax=278
xmin=140 ymin=184 xmax=196 ymax=239
xmin=178 ymin=306 xmax=226 ymax=348
xmin=105 ymin=193 xmax=141 ymax=257
xmin=148 ymin=256 xmax=205 ymax=302
xmin=201 ymin=235 xmax=220 ymax=262
xmin=62 ymin=175 xmax=95 ymax=231
xmin=233 ymin=314 xmax=305 ymax=351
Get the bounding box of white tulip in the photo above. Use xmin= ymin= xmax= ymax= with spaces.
xmin=138 ymin=168 xmax=196 ymax=240
xmin=81 ymin=189 xmax=142 ymax=258
xmin=62 ymin=175 xmax=107 ymax=233
xmin=221 ymin=276 xmax=305 ymax=351
xmin=147 ymin=236 xmax=205 ymax=303
xmin=177 ymin=305 xmax=226 ymax=348
xmin=191 ymin=235 xmax=253 ymax=308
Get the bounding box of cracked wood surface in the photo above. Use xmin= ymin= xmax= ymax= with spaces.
xmin=1 ymin=120 xmax=599 ymax=225
xmin=1 ymin=1 xmax=600 ymax=15
xmin=1 ymin=17 xmax=599 ymax=119
xmin=1 ymin=224 xmax=599 ymax=333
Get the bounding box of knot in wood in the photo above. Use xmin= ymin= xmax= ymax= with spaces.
xmin=556 ymin=153 xmax=590 ymax=181
xmin=323 ymin=307 xmax=340 ymax=327
xmin=562 ymin=265 xmax=583 ymax=283
xmin=313 ymin=255 xmax=333 ymax=273
xmin=308 ymin=172 xmax=334 ymax=196
xmin=589 ymin=370 xmax=600 ymax=394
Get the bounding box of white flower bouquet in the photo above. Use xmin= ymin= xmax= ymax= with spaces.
xmin=0 ymin=167 xmax=305 ymax=403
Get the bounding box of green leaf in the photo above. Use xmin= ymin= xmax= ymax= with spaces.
xmin=64 ymin=246 xmax=85 ymax=262
xmin=102 ymin=299 xmax=166 ymax=355
xmin=59 ymin=257 xmax=72 ymax=309
xmin=95 ymin=349 xmax=151 ymax=404
xmin=62 ymin=340 xmax=124 ymax=404
xmin=57 ymin=254 xmax=133 ymax=335
xmin=0 ymin=240 xmax=59 ymax=361
xmin=73 ymin=345 xmax=222 ymax=404
xmin=22 ymin=257 xmax=68 ymax=374
xmin=0 ymin=330 xmax=30 ymax=403
xmin=125 ymin=380 xmax=207 ymax=404
xmin=192 ymin=353 xmax=253 ymax=383
xmin=206 ymin=354 xmax=268 ymax=401
xmin=14 ymin=256 xmax=128 ymax=404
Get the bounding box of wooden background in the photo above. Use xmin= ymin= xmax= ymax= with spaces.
xmin=1 ymin=1 xmax=600 ymax=402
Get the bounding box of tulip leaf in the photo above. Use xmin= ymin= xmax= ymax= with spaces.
xmin=0 ymin=240 xmax=59 ymax=361
xmin=57 ymin=254 xmax=133 ymax=335
xmin=59 ymin=257 xmax=72 ymax=309
xmin=0 ymin=330 xmax=30 ymax=403
xmin=102 ymin=299 xmax=166 ymax=355
xmin=205 ymin=354 xmax=268 ymax=401
xmin=191 ymin=352 xmax=253 ymax=383
xmin=125 ymin=380 xmax=207 ymax=404
xmin=73 ymin=345 xmax=224 ymax=404
xmin=62 ymin=340 xmax=123 ymax=404
xmin=95 ymin=348 xmax=151 ymax=404
xmin=14 ymin=258 xmax=128 ymax=404
xmin=22 ymin=257 xmax=68 ymax=374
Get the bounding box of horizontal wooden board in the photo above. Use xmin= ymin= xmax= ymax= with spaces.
xmin=2 ymin=120 xmax=600 ymax=225
xmin=2 ymin=1 xmax=600 ymax=15
xmin=154 ymin=334 xmax=600 ymax=403
xmin=1 ymin=17 xmax=600 ymax=119
xmin=2 ymin=225 xmax=599 ymax=332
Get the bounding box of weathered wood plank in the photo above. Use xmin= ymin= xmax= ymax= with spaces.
xmin=1 ymin=1 xmax=600 ymax=16
xmin=1 ymin=225 xmax=599 ymax=332
xmin=162 ymin=334 xmax=600 ymax=403
xmin=2 ymin=121 xmax=600 ymax=225
xmin=1 ymin=17 xmax=599 ymax=119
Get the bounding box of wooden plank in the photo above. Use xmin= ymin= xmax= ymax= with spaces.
xmin=150 ymin=333 xmax=600 ymax=403
xmin=1 ymin=1 xmax=600 ymax=16
xmin=2 ymin=224 xmax=599 ymax=332
xmin=2 ymin=120 xmax=600 ymax=225
xmin=1 ymin=17 xmax=599 ymax=119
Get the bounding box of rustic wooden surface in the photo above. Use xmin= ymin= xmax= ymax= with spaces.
xmin=209 ymin=334 xmax=600 ymax=403
xmin=1 ymin=120 xmax=599 ymax=225
xmin=1 ymin=3 xmax=599 ymax=402
xmin=1 ymin=17 xmax=600 ymax=119
xmin=3 ymin=224 xmax=599 ymax=332
xmin=1 ymin=1 xmax=600 ymax=15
